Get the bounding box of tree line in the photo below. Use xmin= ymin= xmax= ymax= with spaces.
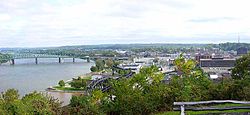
xmin=0 ymin=53 xmax=11 ymax=64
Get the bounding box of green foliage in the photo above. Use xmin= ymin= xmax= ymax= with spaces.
xmin=105 ymin=59 xmax=114 ymax=68
xmin=94 ymin=59 xmax=118 ymax=72
xmin=69 ymin=94 xmax=102 ymax=115
xmin=58 ymin=80 xmax=65 ymax=87
xmin=64 ymin=57 xmax=250 ymax=114
xmin=95 ymin=59 xmax=105 ymax=71
xmin=1 ymin=89 xmax=19 ymax=103
xmin=117 ymin=69 xmax=131 ymax=76
xmin=101 ymin=66 xmax=172 ymax=115
xmin=0 ymin=89 xmax=61 ymax=114
xmin=174 ymin=54 xmax=196 ymax=76
xmin=90 ymin=66 xmax=98 ymax=72
xmin=0 ymin=53 xmax=12 ymax=64
xmin=232 ymin=53 xmax=250 ymax=80
xmin=22 ymin=91 xmax=62 ymax=114
xmin=0 ymin=89 xmax=27 ymax=115
xmin=70 ymin=77 xmax=87 ymax=89
xmin=218 ymin=43 xmax=250 ymax=51
xmin=169 ymin=69 xmax=211 ymax=102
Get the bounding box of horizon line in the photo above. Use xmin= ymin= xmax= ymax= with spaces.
xmin=0 ymin=42 xmax=249 ymax=49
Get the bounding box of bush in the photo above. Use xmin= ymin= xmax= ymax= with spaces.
xmin=0 ymin=89 xmax=62 ymax=114
xmin=90 ymin=66 xmax=98 ymax=72
xmin=232 ymin=53 xmax=250 ymax=80
xmin=58 ymin=80 xmax=65 ymax=87
xmin=69 ymin=95 xmax=101 ymax=115
xmin=100 ymin=66 xmax=173 ymax=115
xmin=70 ymin=77 xmax=87 ymax=89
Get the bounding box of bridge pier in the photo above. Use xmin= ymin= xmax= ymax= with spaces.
xmin=59 ymin=57 xmax=62 ymax=63
xmin=10 ymin=59 xmax=15 ymax=65
xmin=87 ymin=57 xmax=90 ymax=63
xmin=35 ymin=58 xmax=38 ymax=64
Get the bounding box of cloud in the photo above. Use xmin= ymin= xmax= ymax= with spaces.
xmin=189 ymin=17 xmax=237 ymax=23
xmin=0 ymin=14 xmax=11 ymax=21
xmin=0 ymin=0 xmax=250 ymax=47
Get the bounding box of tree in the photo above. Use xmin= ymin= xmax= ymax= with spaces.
xmin=105 ymin=59 xmax=114 ymax=68
xmin=1 ymin=89 xmax=19 ymax=103
xmin=90 ymin=66 xmax=98 ymax=72
xmin=58 ymin=80 xmax=65 ymax=87
xmin=70 ymin=77 xmax=87 ymax=89
xmin=22 ymin=91 xmax=62 ymax=114
xmin=0 ymin=89 xmax=27 ymax=114
xmin=174 ymin=54 xmax=196 ymax=76
xmin=153 ymin=58 xmax=159 ymax=64
xmin=101 ymin=65 xmax=172 ymax=115
xmin=0 ymin=89 xmax=62 ymax=114
xmin=0 ymin=53 xmax=12 ymax=64
xmin=232 ymin=53 xmax=250 ymax=80
xmin=95 ymin=59 xmax=105 ymax=71
xmin=69 ymin=95 xmax=101 ymax=114
xmin=171 ymin=56 xmax=212 ymax=102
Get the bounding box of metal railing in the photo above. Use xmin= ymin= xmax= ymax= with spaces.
xmin=174 ymin=100 xmax=250 ymax=115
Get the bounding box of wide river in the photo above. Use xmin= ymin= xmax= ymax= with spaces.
xmin=0 ymin=58 xmax=94 ymax=105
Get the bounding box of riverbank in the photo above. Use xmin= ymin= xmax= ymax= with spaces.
xmin=47 ymin=72 xmax=105 ymax=93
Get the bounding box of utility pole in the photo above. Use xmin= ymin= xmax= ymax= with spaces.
xmin=238 ymin=33 xmax=240 ymax=43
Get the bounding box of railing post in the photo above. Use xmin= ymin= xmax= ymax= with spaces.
xmin=181 ymin=105 xmax=185 ymax=115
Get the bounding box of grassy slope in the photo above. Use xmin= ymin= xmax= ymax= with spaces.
xmin=156 ymin=103 xmax=250 ymax=115
xmin=157 ymin=110 xmax=250 ymax=115
xmin=53 ymin=86 xmax=84 ymax=91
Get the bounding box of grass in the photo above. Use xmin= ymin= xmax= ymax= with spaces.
xmin=53 ymin=86 xmax=84 ymax=91
xmin=156 ymin=109 xmax=250 ymax=115
xmin=82 ymin=75 xmax=92 ymax=80
xmin=213 ymin=103 xmax=250 ymax=108
xmin=156 ymin=103 xmax=250 ymax=115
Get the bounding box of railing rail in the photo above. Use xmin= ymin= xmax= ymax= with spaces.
xmin=174 ymin=100 xmax=250 ymax=115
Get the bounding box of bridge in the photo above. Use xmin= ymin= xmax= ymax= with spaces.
xmin=0 ymin=53 xmax=132 ymax=65
xmin=87 ymin=71 xmax=135 ymax=93
xmin=0 ymin=53 xmax=91 ymax=65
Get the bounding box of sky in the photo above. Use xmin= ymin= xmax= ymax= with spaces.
xmin=0 ymin=0 xmax=250 ymax=47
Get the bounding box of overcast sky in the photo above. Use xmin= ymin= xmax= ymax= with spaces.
xmin=0 ymin=0 xmax=250 ymax=47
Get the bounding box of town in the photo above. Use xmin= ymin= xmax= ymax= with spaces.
xmin=1 ymin=43 xmax=250 ymax=114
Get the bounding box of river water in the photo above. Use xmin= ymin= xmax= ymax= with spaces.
xmin=0 ymin=58 xmax=94 ymax=105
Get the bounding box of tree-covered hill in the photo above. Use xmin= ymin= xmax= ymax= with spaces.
xmin=218 ymin=42 xmax=250 ymax=51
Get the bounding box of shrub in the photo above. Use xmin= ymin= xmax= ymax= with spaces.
xmin=58 ymin=80 xmax=65 ymax=87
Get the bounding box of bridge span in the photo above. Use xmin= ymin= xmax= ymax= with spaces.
xmin=1 ymin=53 xmax=130 ymax=65
xmin=1 ymin=54 xmax=91 ymax=65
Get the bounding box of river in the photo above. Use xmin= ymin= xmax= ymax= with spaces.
xmin=0 ymin=58 xmax=94 ymax=105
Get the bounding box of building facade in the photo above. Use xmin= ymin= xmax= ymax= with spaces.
xmin=237 ymin=47 xmax=248 ymax=55
xmin=200 ymin=58 xmax=236 ymax=67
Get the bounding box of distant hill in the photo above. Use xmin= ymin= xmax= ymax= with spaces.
xmin=217 ymin=43 xmax=250 ymax=51
xmin=1 ymin=43 xmax=250 ymax=52
xmin=58 ymin=43 xmax=208 ymax=50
